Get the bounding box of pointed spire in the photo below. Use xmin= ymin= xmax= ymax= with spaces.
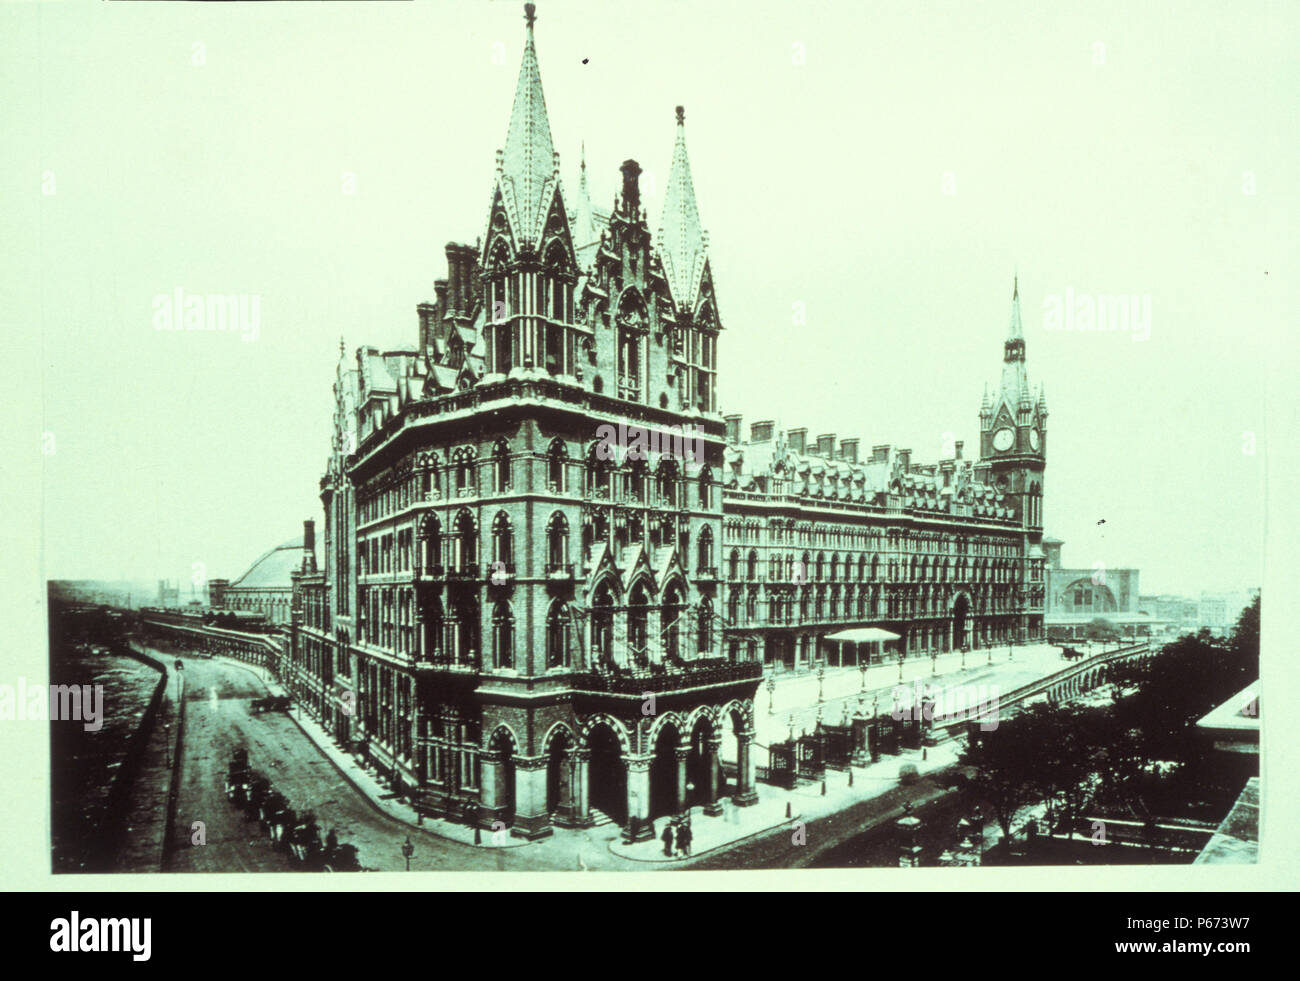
xmin=497 ymin=3 xmax=560 ymax=247
xmin=993 ymin=274 xmax=1031 ymax=418
xmin=657 ymin=105 xmax=708 ymax=311
xmin=571 ymin=140 xmax=597 ymax=251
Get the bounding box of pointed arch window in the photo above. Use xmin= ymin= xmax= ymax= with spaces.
xmin=419 ymin=515 xmax=443 ymax=575
xmin=662 ymin=584 xmax=685 ymax=662
xmin=697 ymin=597 xmax=713 ymax=655
xmin=491 ymin=511 xmax=513 ymax=571
xmin=492 ymin=440 xmax=511 ymax=493
xmin=547 ymin=439 xmax=567 ymax=492
xmin=698 ymin=466 xmax=713 ymax=508
xmin=452 ymin=509 xmax=477 ymax=572
xmin=492 ymin=600 xmax=514 ymax=670
xmin=697 ymin=526 xmax=714 ymax=572
xmin=546 ymin=600 xmax=571 ymax=668
xmin=545 ymin=511 xmax=570 ymax=571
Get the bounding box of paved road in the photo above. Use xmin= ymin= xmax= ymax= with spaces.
xmin=162 ymin=652 xmax=522 ymax=872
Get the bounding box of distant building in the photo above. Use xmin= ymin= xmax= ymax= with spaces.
xmin=210 ymin=524 xmax=316 ymax=626
xmin=1043 ymin=539 xmax=1164 ymax=639
xmin=157 ymin=578 xmax=180 ymax=608
xmin=1198 ymin=592 xmax=1229 ymax=630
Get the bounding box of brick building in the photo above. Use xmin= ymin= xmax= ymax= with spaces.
xmin=286 ymin=3 xmax=1052 ymax=842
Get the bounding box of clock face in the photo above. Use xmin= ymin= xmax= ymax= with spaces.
xmin=993 ymin=427 xmax=1015 ymax=452
xmin=1029 ymin=429 xmax=1040 ymax=451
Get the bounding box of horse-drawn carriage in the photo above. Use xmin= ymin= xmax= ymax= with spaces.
xmin=1058 ymin=645 xmax=1085 ymax=661
xmin=222 ymin=748 xmax=366 ymax=871
xmin=250 ymin=695 xmax=292 ymax=714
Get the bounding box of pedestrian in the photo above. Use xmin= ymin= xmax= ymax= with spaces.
xmin=678 ymin=820 xmax=693 ymax=857
xmin=662 ymin=820 xmax=675 ymax=857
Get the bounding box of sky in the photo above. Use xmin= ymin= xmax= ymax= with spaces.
xmin=8 ymin=0 xmax=1293 ymax=597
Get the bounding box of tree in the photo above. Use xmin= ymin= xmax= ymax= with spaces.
xmin=958 ymin=713 xmax=1044 ymax=848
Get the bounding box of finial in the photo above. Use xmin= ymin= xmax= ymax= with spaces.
xmin=1013 ymin=273 xmax=1018 ymax=300
xmin=580 ymin=140 xmax=586 ymax=171
xmin=675 ymin=105 xmax=685 ymax=125
xmin=339 ymin=335 xmax=345 ymax=357
xmin=524 ymin=3 xmax=536 ymax=29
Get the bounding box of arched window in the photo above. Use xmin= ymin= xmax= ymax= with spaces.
xmin=746 ymin=549 xmax=758 ymax=580
xmin=728 ymin=548 xmax=740 ymax=580
xmin=727 ymin=589 xmax=739 ymax=623
xmin=745 ymin=589 xmax=757 ymax=624
xmin=662 ymin=584 xmax=685 ymax=661
xmin=586 ymin=443 xmax=612 ymax=498
xmin=697 ymin=597 xmax=713 ymax=654
xmin=491 ymin=511 xmax=512 ymax=570
xmin=453 ymin=509 xmax=477 ymax=571
xmin=493 ymin=439 xmax=510 ymax=493
xmin=546 ymin=511 xmax=569 ymax=571
xmin=629 ymin=582 xmax=651 ymax=662
xmin=657 ymin=458 xmax=678 ymax=507
xmin=699 ymin=466 xmax=713 ymax=508
xmin=546 ymin=600 xmax=570 ymax=668
xmin=454 ymin=450 xmax=474 ymax=495
xmin=492 ymin=600 xmax=514 ymax=670
xmin=628 ymin=459 xmax=647 ymax=503
xmin=419 ymin=515 xmax=442 ymax=574
xmin=697 ymin=526 xmax=714 ymax=572
xmin=547 ymin=439 xmax=567 ymax=492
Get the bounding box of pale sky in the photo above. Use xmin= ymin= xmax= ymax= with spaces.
xmin=10 ymin=0 xmax=1292 ymax=596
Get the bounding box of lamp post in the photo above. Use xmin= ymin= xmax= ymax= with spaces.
xmin=859 ymin=658 xmax=867 ymax=693
xmin=766 ymin=675 xmax=776 ymax=715
xmin=816 ymin=664 xmax=825 ymax=704
xmin=401 ymin=835 xmax=414 ymax=871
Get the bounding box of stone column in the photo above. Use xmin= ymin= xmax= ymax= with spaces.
xmin=511 ymin=755 xmax=553 ymax=840
xmin=478 ymin=749 xmax=501 ymax=826
xmin=559 ymin=749 xmax=594 ymax=828
xmin=624 ymin=755 xmax=654 ymax=841
xmin=704 ymin=736 xmax=724 ymax=816
xmin=675 ymin=746 xmax=689 ymax=814
xmin=733 ymin=726 xmax=759 ymax=806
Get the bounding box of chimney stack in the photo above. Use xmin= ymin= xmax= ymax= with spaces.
xmin=751 ymin=420 xmax=775 ymax=442
xmin=872 ymin=444 xmax=891 ymax=464
xmin=787 ymin=428 xmax=807 ymax=454
xmin=955 ymin=440 xmax=964 ymax=460
xmin=839 ymin=438 xmax=860 ymax=463
xmin=898 ymin=448 xmax=912 ymax=471
xmin=816 ymin=433 xmax=836 ymax=457
xmin=620 ymin=159 xmax=642 ymax=217
xmin=303 ymin=519 xmax=317 ymax=574
xmin=724 ymin=414 xmax=742 ymax=444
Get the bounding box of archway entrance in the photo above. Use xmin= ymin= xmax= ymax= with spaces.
xmin=587 ymin=724 xmax=626 ymax=824
xmin=650 ymin=723 xmax=681 ymax=819
xmin=545 ymin=728 xmax=574 ymax=817
xmin=488 ymin=728 xmax=516 ymax=824
xmin=952 ymin=594 xmax=970 ymax=651
xmin=687 ymin=716 xmax=715 ymax=808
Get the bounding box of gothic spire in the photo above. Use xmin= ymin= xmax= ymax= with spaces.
xmin=496 ymin=3 xmax=560 ymax=249
xmin=657 ymin=105 xmax=708 ymax=312
xmin=996 ymin=275 xmax=1031 ymax=416
xmin=570 ymin=140 xmax=598 ymax=252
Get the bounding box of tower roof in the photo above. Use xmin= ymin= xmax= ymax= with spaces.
xmin=994 ymin=275 xmax=1031 ymax=417
xmin=496 ymin=3 xmax=560 ymax=249
xmin=657 ymin=105 xmax=708 ymax=312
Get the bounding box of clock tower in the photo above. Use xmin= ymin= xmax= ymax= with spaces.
xmin=979 ymin=276 xmax=1046 ymax=530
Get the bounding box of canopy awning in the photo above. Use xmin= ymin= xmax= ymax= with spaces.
xmin=823 ymin=627 xmax=901 ymax=643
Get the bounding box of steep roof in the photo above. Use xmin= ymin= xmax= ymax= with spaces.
xmin=656 ymin=106 xmax=708 ymax=312
xmin=231 ymin=537 xmax=308 ymax=589
xmin=496 ymin=4 xmax=560 ymax=249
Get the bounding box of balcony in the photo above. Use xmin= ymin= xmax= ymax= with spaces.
xmin=571 ymin=657 xmax=763 ymax=696
xmin=545 ymin=562 xmax=575 ymax=581
xmin=413 ymin=564 xmax=446 ymax=583
xmin=446 ymin=563 xmax=480 ymax=581
xmin=696 ymin=566 xmax=720 ymax=583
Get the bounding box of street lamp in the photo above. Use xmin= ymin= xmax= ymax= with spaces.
xmin=816 ymin=664 xmax=825 ymax=704
xmin=859 ymin=659 xmax=867 ymax=692
xmin=401 ymin=835 xmax=414 ymax=871
xmin=766 ymin=675 xmax=776 ymax=715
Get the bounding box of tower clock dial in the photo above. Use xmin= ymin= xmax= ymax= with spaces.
xmin=1029 ymin=429 xmax=1040 ymax=451
xmin=993 ymin=427 xmax=1015 ymax=452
